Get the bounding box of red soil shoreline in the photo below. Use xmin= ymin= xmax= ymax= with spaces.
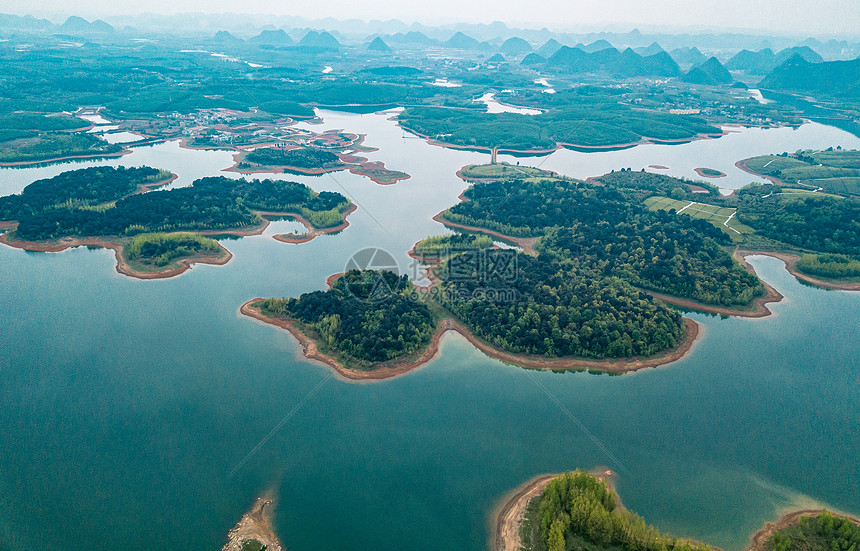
xmin=241 ymin=296 xmax=701 ymax=382
xmin=735 ymin=157 xmax=784 ymax=186
xmin=492 ymin=469 xmax=623 ymax=551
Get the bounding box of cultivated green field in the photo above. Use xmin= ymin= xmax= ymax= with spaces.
xmin=741 ymin=150 xmax=860 ymax=196
xmin=645 ymin=195 xmax=755 ymax=241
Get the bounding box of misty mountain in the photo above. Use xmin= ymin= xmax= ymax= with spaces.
xmin=499 ymin=37 xmax=532 ymax=56
xmin=547 ymin=45 xmax=680 ymax=77
xmin=367 ymin=36 xmax=391 ymax=52
xmin=521 ymin=53 xmax=547 ymax=66
xmin=60 ymin=16 xmax=115 ymax=34
xmin=213 ymin=30 xmax=244 ymax=44
xmin=682 ymin=57 xmax=733 ymax=85
xmin=443 ymin=31 xmax=485 ymax=50
xmin=726 ymin=46 xmax=823 ymax=74
xmin=249 ymin=29 xmax=293 ymax=45
xmin=635 ymin=42 xmax=665 ymax=56
xmin=298 ymin=30 xmax=340 ymax=49
xmin=669 ymin=46 xmax=708 ymax=68
xmin=536 ymin=38 xmax=564 ymax=58
xmin=0 ymin=13 xmax=53 ymax=31
xmin=576 ymin=39 xmax=615 ymax=53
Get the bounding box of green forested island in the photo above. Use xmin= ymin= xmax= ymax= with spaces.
xmin=398 ymin=88 xmax=721 ymax=151
xmin=413 ymin=233 xmax=494 ymax=256
xmin=252 ymin=270 xmax=435 ymax=368
xmin=439 ymin=175 xmax=764 ymax=306
xmin=0 ymin=169 xmax=352 ymax=241
xmin=243 ymin=147 xmax=341 ymax=170
xmin=520 ymin=471 xmax=711 ymax=551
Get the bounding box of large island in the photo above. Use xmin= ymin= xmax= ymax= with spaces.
xmin=0 ymin=167 xmax=354 ymax=278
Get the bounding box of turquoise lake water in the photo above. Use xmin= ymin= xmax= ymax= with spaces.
xmin=0 ymin=111 xmax=858 ymax=550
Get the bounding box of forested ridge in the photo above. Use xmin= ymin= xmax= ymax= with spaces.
xmin=440 ymin=177 xmax=763 ymax=306
xmin=1 ymin=171 xmax=351 ymax=240
xmin=440 ymin=251 xmax=686 ymax=358
xmin=256 ymin=270 xmax=435 ymax=366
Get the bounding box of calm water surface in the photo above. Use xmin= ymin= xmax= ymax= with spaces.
xmin=0 ymin=111 xmax=858 ymax=551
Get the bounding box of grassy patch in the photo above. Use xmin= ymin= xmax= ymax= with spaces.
xmin=644 ymin=196 xmax=754 ymax=242
xmin=460 ymin=162 xmax=556 ymax=180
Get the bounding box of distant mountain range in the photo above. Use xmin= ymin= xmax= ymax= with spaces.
xmin=541 ymin=45 xmax=681 ymax=77
xmin=0 ymin=11 xmax=857 ymax=64
xmin=726 ymin=46 xmax=824 ymax=74
xmin=759 ymin=56 xmax=860 ymax=97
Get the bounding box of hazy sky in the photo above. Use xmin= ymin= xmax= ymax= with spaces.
xmin=12 ymin=0 xmax=860 ymax=36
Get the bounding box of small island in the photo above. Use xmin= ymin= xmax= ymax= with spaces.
xmin=229 ymin=131 xmax=410 ymax=185
xmin=495 ymin=471 xmax=860 ymax=551
xmin=694 ymin=167 xmax=727 ymax=178
xmin=0 ymin=167 xmax=354 ymax=278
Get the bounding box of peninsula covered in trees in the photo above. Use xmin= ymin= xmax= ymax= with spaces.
xmin=0 ymin=167 xmax=353 ymax=277
xmin=501 ymin=471 xmax=859 ymax=551
xmin=249 ymin=270 xmax=436 ymax=370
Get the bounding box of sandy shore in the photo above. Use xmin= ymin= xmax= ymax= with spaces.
xmin=738 ymin=250 xmax=860 ymax=291
xmin=493 ymin=474 xmax=557 ymax=551
xmin=222 ymin=497 xmax=283 ymax=551
xmin=0 ymin=230 xmax=233 ymax=280
xmin=745 ymin=509 xmax=860 ymax=551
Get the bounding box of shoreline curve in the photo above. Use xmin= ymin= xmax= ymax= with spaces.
xmin=241 ymin=297 xmax=701 ymax=383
